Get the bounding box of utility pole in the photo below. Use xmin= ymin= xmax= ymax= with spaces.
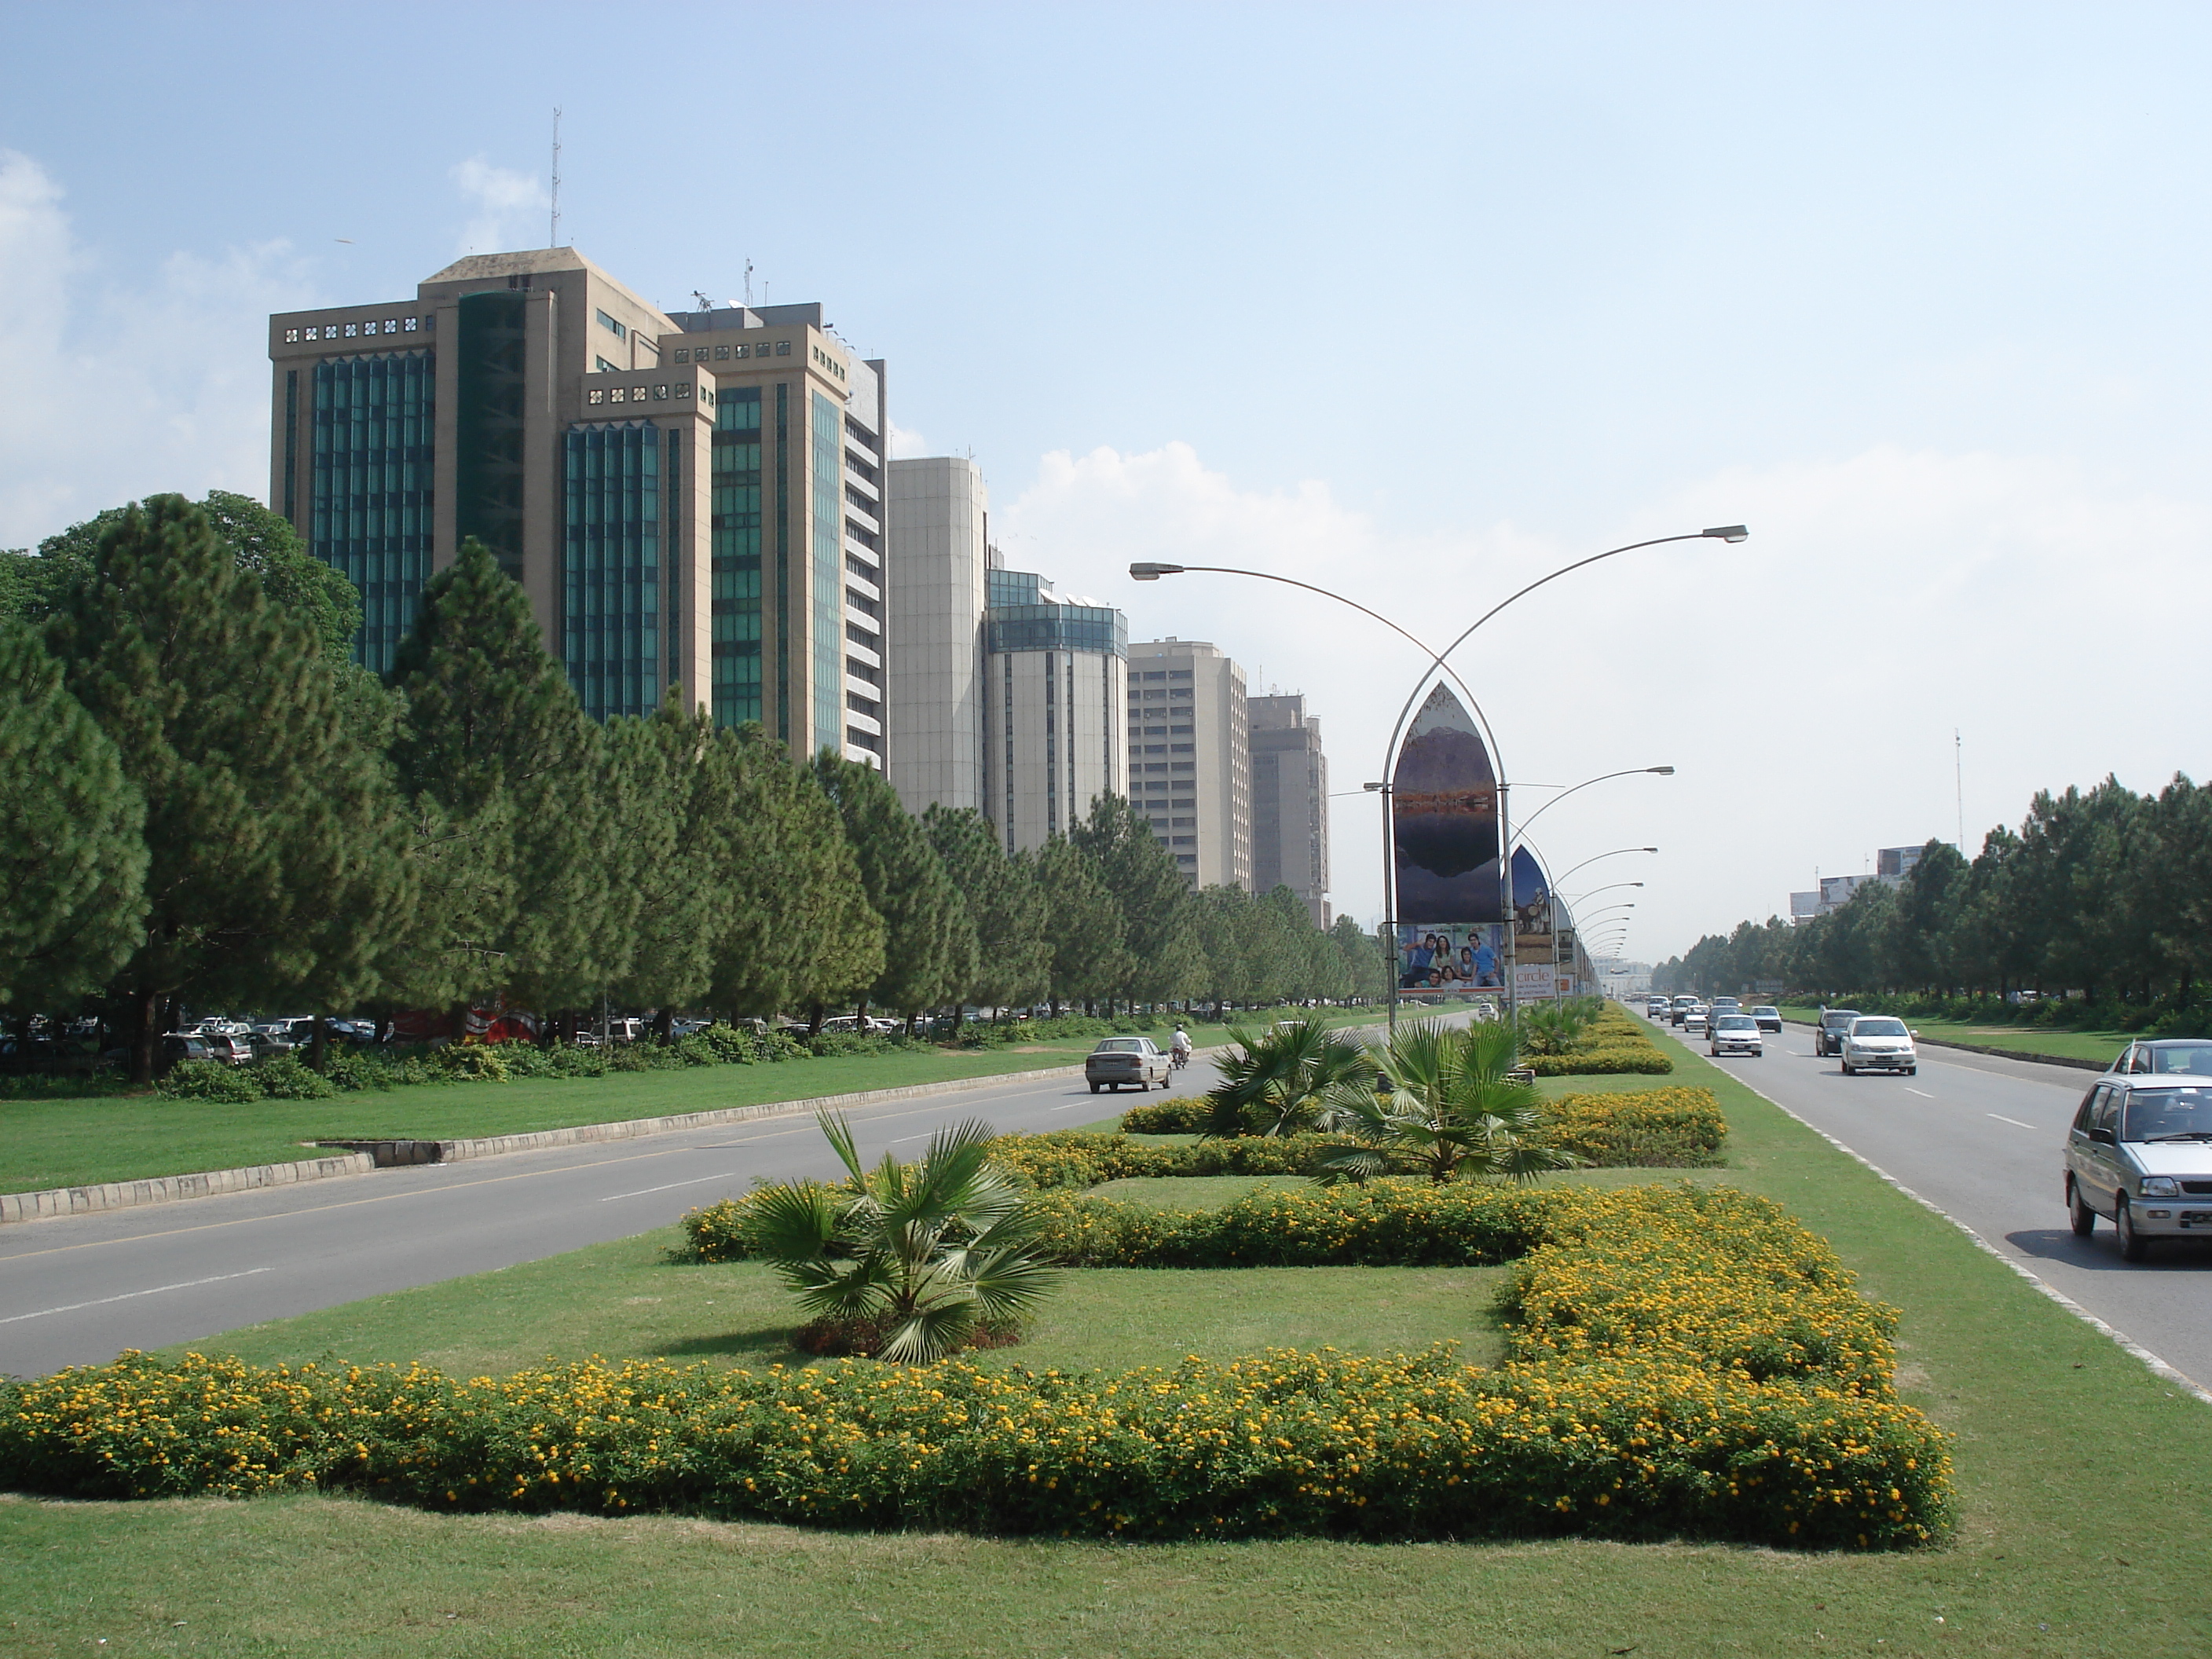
xmin=1955 ymin=728 xmax=1965 ymax=852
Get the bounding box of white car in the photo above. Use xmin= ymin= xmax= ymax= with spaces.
xmin=1840 ymin=1015 xmax=1917 ymax=1075
xmin=1682 ymin=1009 xmax=1709 ymax=1038
xmin=1708 ymin=1013 xmax=1763 ymax=1057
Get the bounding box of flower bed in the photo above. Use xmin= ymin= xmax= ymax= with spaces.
xmin=0 ymin=1183 xmax=1947 ymax=1548
xmin=1536 ymin=1087 xmax=1726 ymax=1166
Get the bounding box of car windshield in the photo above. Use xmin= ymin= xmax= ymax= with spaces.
xmin=1095 ymin=1039 xmax=1143 ymax=1053
xmin=1751 ymin=1006 xmax=1779 ymax=1016
xmin=1824 ymin=1011 xmax=1860 ymax=1025
xmin=2122 ymin=1087 xmax=2212 ymax=1141
xmin=2148 ymin=1044 xmax=2212 ymax=1075
xmin=1716 ymin=1016 xmax=1756 ymax=1031
xmin=1853 ymin=1019 xmax=1909 ymax=1038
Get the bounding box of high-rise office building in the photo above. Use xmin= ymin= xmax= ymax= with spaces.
xmin=884 ymin=456 xmax=990 ymax=817
xmin=266 ymin=247 xmax=888 ymax=766
xmin=1126 ymin=639 xmax=1251 ymax=888
xmin=982 ymin=566 xmax=1127 ymax=851
xmin=1248 ymin=693 xmax=1330 ymax=925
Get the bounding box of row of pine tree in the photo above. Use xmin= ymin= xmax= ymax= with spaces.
xmin=2 ymin=494 xmax=1382 ymax=1082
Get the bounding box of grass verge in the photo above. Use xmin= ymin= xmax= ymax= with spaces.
xmin=0 ymin=1010 xmax=1383 ymax=1196
xmin=5 ymin=1024 xmax=2211 ymax=1653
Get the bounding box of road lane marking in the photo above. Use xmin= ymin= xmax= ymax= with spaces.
xmin=1906 ymin=1088 xmax=1935 ymax=1099
xmin=599 ymin=1173 xmax=738 ymax=1203
xmin=0 ymin=1083 xmax=1113 ymax=1264
xmin=1987 ymin=1113 xmax=2038 ymax=1130
xmin=0 ymin=1267 xmax=273 ymax=1325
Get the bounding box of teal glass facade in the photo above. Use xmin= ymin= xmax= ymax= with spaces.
xmin=309 ymin=350 xmax=434 ymax=675
xmin=455 ymin=291 xmax=528 ymax=580
xmin=810 ymin=391 xmax=844 ymax=756
xmin=710 ymin=387 xmax=764 ymax=728
xmin=562 ymin=422 xmax=661 ymax=720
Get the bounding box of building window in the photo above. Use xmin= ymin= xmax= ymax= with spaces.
xmin=1170 ymin=669 xmax=1192 ymax=680
xmin=715 ymin=344 xmax=731 ymax=359
xmin=588 ymin=388 xmax=604 ymax=405
xmin=562 ymin=423 xmax=663 ymax=723
xmin=596 ymin=309 xmax=626 ymax=339
xmin=309 ymin=350 xmax=435 ymax=676
xmin=404 ymin=317 xmax=419 ymax=332
xmin=1172 ymin=836 xmax=1196 ymax=847
xmin=284 ymin=328 xmax=299 ymax=342
xmin=676 ymin=383 xmax=692 ymax=399
xmin=595 ymin=356 xmax=618 ymax=373
xmin=1170 ymin=743 xmax=1193 ymax=753
xmin=610 ymin=387 xmax=626 ymax=404
xmin=674 ymin=349 xmax=690 ymax=363
xmin=654 ymin=384 xmax=669 ymax=400
xmin=775 ymin=340 xmax=790 ymax=355
xmin=1143 ymin=670 xmax=1166 ymax=680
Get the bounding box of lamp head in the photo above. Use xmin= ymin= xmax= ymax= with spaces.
xmin=1362 ymin=781 xmax=1386 ymax=792
xmin=1701 ymin=525 xmax=1749 ymax=544
xmin=1649 ymin=766 xmax=1675 ymax=775
xmin=1129 ymin=562 xmax=1185 ymax=581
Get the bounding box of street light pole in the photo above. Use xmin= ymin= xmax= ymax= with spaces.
xmin=1548 ymin=846 xmax=1659 ymax=888
xmin=1133 ymin=525 xmax=1745 ymax=1033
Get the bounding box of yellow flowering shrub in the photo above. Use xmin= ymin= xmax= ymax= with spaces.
xmin=0 ymin=1181 xmax=1950 ymax=1548
xmin=1534 ymin=1087 xmax=1726 ymax=1166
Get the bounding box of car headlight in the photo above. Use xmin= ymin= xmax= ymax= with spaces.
xmin=2140 ymin=1176 xmax=2181 ymax=1198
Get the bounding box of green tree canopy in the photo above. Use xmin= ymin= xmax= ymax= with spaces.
xmin=1071 ymin=794 xmax=1202 ymax=1002
xmin=0 ymin=621 xmax=148 ymax=1007
xmin=813 ymin=754 xmax=973 ymax=1017
xmin=922 ymin=805 xmax=1049 ymax=1013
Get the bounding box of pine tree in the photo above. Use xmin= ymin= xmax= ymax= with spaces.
xmin=0 ymin=621 xmax=148 ymax=1007
xmin=603 ymin=699 xmax=718 ymax=1021
xmin=1035 ymin=836 xmax=1129 ymax=1013
xmin=921 ymin=806 xmax=1049 ymax=1017
xmin=386 ymin=539 xmax=616 ymax=1021
xmin=703 ymin=729 xmax=884 ymax=1020
xmin=813 ymin=754 xmax=974 ymax=1020
xmin=1071 ymin=793 xmax=1203 ymax=1005
xmin=44 ymin=495 xmax=408 ymax=1080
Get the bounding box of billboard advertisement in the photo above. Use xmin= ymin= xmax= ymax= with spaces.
xmin=1396 ymin=922 xmax=1507 ymax=994
xmin=1513 ymin=962 xmax=1556 ymax=1001
xmin=1390 ymin=683 xmax=1502 ymax=922
xmin=1510 ymin=846 xmax=1555 ymax=960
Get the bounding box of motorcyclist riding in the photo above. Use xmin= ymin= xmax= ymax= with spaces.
xmin=1170 ymin=1026 xmax=1192 ymax=1069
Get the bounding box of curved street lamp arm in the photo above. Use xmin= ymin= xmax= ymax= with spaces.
xmin=1550 ymin=846 xmax=1659 ymax=888
xmin=1514 ymin=767 xmax=1672 ymax=840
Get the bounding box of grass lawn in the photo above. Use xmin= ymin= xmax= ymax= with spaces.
xmin=0 ymin=1010 xmax=1386 ymax=1196
xmin=152 ymin=1228 xmax=1511 ymax=1378
xmin=8 ymin=1024 xmax=2212 ymax=1654
xmin=1777 ymin=1003 xmax=2126 ymax=1066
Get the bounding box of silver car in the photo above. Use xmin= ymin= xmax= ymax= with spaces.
xmin=2065 ymin=1075 xmax=2212 ymax=1261
xmin=1086 ymin=1036 xmax=1170 ymax=1093
xmin=1708 ymin=1013 xmax=1763 ymax=1057
xmin=1840 ymin=1016 xmax=1917 ymax=1075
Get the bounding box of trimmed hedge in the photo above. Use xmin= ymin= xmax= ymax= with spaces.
xmin=0 ymin=1183 xmax=1948 ymax=1548
xmin=1538 ymin=1087 xmax=1726 ymax=1166
xmin=1119 ymin=1099 xmax=1210 ymax=1134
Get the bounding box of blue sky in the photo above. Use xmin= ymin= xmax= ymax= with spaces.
xmin=6 ymin=3 xmax=2210 ymax=959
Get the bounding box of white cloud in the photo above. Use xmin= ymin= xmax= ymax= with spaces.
xmin=451 ymin=157 xmax=546 ymax=256
xmin=0 ymin=151 xmax=317 ymax=547
xmin=1002 ymin=440 xmax=2212 ymax=957
xmin=888 ymin=421 xmax=931 ymax=460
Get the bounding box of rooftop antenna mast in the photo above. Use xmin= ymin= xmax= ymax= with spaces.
xmin=743 ymin=258 xmax=755 ymax=307
xmin=549 ymin=107 xmax=562 ymax=247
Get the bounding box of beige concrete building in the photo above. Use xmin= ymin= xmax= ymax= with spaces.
xmin=1248 ymin=693 xmax=1331 ymax=925
xmin=266 ymin=247 xmax=888 ymax=765
xmin=884 ymin=457 xmax=990 ymax=816
xmin=1126 ymin=639 xmax=1251 ymax=888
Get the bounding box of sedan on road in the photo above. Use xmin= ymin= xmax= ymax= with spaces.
xmin=2108 ymin=1039 xmax=2212 ymax=1078
xmin=1749 ymin=1005 xmax=1783 ymax=1033
xmin=1840 ymin=1016 xmax=1917 ymax=1075
xmin=1813 ymin=1007 xmax=1862 ymax=1057
xmin=2066 ymin=1075 xmax=2212 ymax=1261
xmin=1708 ymin=1013 xmax=1764 ymax=1058
xmin=1085 ymin=1037 xmax=1171 ymax=1093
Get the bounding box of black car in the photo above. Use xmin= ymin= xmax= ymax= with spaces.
xmin=1813 ymin=1008 xmax=1862 ymax=1058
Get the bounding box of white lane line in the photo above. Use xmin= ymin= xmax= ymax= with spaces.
xmin=1987 ymin=1113 xmax=2038 ymax=1130
xmin=1905 ymin=1087 xmax=1935 ymax=1099
xmin=599 ymin=1173 xmax=737 ymax=1203
xmin=0 ymin=1266 xmax=273 ymax=1325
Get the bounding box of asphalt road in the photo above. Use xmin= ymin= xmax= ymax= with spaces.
xmin=1657 ymin=1009 xmax=2212 ymax=1393
xmin=0 ymin=1049 xmax=1240 ymax=1380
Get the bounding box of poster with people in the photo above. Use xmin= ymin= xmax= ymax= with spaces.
xmin=1396 ymin=922 xmax=1507 ymax=993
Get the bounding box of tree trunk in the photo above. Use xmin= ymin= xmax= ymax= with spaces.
xmin=309 ymin=1013 xmax=329 ymax=1073
xmin=130 ymin=985 xmax=159 ymax=1086
xmin=807 ymin=1002 xmax=826 ymax=1039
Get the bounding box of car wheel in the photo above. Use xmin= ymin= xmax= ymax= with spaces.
xmin=1090 ymin=1082 xmax=1101 ymax=1093
xmin=1906 ymin=1066 xmax=1917 ymax=1075
xmin=2115 ymin=1197 xmax=2150 ymax=1262
xmin=1840 ymin=1060 xmax=1854 ymax=1075
xmin=2068 ymin=1177 xmax=2097 ymax=1237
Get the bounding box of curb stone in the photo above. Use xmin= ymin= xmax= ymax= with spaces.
xmin=0 ymin=1062 xmax=1090 ymax=1225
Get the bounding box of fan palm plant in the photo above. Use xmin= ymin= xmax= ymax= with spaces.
xmin=1203 ymin=1015 xmax=1379 ymax=1137
xmin=1313 ymin=1017 xmax=1584 ymax=1185
xmin=743 ymin=1112 xmax=1062 ymax=1362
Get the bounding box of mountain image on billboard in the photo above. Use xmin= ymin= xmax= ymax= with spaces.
xmin=1391 ymin=683 xmax=1501 ymax=921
